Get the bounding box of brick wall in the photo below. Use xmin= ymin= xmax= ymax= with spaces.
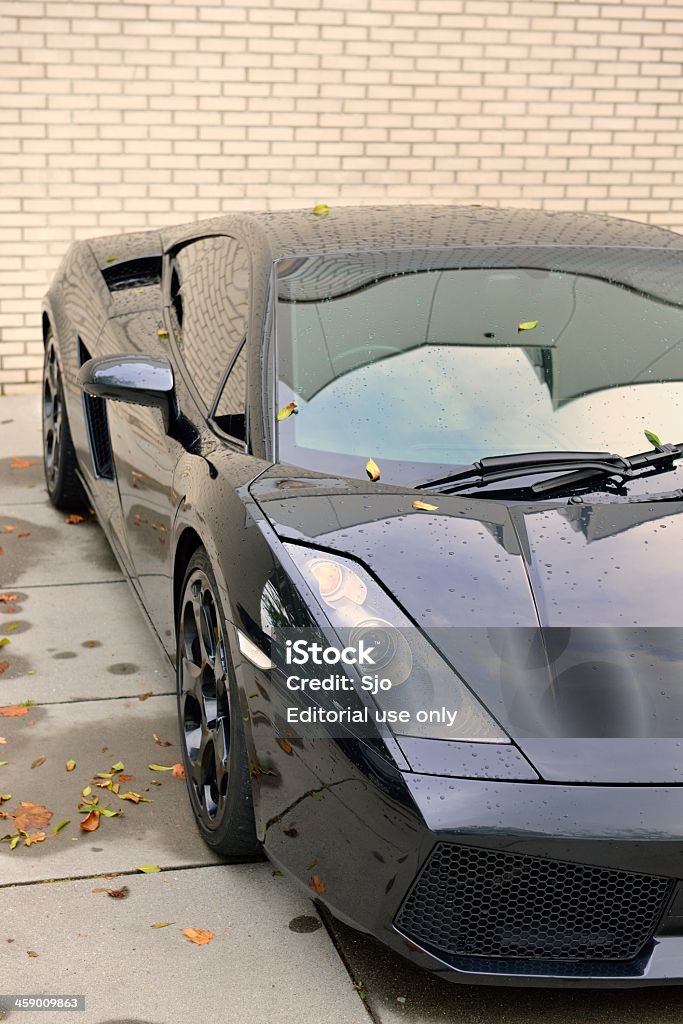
xmin=2 ymin=0 xmax=683 ymax=393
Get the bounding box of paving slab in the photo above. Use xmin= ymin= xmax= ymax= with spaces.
xmin=0 ymin=395 xmax=44 ymax=506
xmin=0 ymin=695 xmax=221 ymax=884
xmin=324 ymin=915 xmax=683 ymax=1024
xmin=0 ymin=505 xmax=122 ymax=588
xmin=0 ymin=581 xmax=173 ymax=703
xmin=0 ymin=866 xmax=370 ymax=1024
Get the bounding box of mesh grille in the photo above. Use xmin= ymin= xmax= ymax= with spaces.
xmin=395 ymin=844 xmax=673 ymax=963
xmin=84 ymin=394 xmax=113 ymax=479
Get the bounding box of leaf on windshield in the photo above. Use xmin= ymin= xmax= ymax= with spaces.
xmin=644 ymin=429 xmax=662 ymax=447
xmin=312 ymin=203 xmax=329 ymax=218
xmin=517 ymin=320 xmax=539 ymax=332
xmin=365 ymin=458 xmax=381 ymax=482
xmin=412 ymin=500 xmax=439 ymax=511
xmin=276 ymin=402 xmax=298 ymax=421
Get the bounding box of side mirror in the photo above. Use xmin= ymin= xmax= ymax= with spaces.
xmin=79 ymin=355 xmax=175 ymax=425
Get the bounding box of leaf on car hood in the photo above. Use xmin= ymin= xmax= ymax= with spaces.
xmin=181 ymin=927 xmax=215 ymax=945
xmin=276 ymin=402 xmax=298 ymax=421
xmin=12 ymin=802 xmax=53 ymax=832
xmin=412 ymin=500 xmax=439 ymax=511
xmin=365 ymin=458 xmax=381 ymax=482
xmin=517 ymin=320 xmax=539 ymax=332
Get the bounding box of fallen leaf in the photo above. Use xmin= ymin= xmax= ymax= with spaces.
xmin=181 ymin=927 xmax=214 ymax=945
xmin=118 ymin=773 xmax=134 ymax=782
xmin=23 ymin=831 xmax=46 ymax=846
xmin=118 ymin=791 xmax=152 ymax=804
xmin=644 ymin=429 xmax=662 ymax=447
xmin=65 ymin=759 xmax=76 ymax=772
xmin=276 ymin=737 xmax=293 ymax=755
xmin=81 ymin=786 xmax=92 ymax=797
xmin=365 ymin=458 xmax=381 ymax=482
xmin=16 ymin=532 xmax=30 ymax=539
xmin=97 ymin=805 xmax=119 ymax=818
xmin=0 ymin=706 xmax=28 ymax=717
xmin=272 ymin=869 xmax=284 ymax=877
xmin=148 ymin=763 xmax=173 ymax=772
xmin=91 ymin=779 xmax=113 ymax=789
xmin=312 ymin=203 xmax=329 ymax=217
xmin=138 ymin=691 xmax=154 ymax=701
xmin=276 ymin=401 xmax=298 ymax=421
xmin=136 ymin=864 xmax=160 ymax=873
xmin=0 ymin=595 xmax=17 ymax=604
xmin=9 ymin=834 xmax=19 ymax=850
xmin=152 ymin=733 xmax=172 ymax=747
xmin=412 ymin=500 xmax=439 ymax=511
xmin=4 ymin=623 xmax=19 ymax=632
xmin=51 ymin=820 xmax=70 ymax=835
xmin=0 ymin=761 xmax=7 ymax=767
xmin=30 ymin=756 xmax=46 ymax=769
xmin=309 ymin=873 xmax=326 ymax=895
xmin=0 ymin=662 xmax=9 ymax=675
xmin=27 ymin=950 xmax=39 ymax=957
xmin=0 ymin=638 xmax=9 ymax=648
xmin=1 ymin=525 xmax=15 ymax=533
xmin=170 ymin=763 xmax=185 ymax=779
xmin=0 ymin=737 xmax=5 ymax=743
xmin=12 ymin=802 xmax=53 ymax=832
xmin=517 ymin=320 xmax=539 ymax=332
xmin=157 ymin=327 xmax=169 ymax=339
xmin=105 ymin=256 xmax=118 ymax=263
xmin=10 ymin=457 xmax=33 ymax=470
xmin=105 ymin=886 xmax=129 ymax=899
xmin=0 ymin=794 xmax=11 ymax=804
xmin=111 ymin=761 xmax=125 ymax=772
xmin=151 ymin=921 xmax=175 ymax=929
xmin=65 ymin=514 xmax=84 ymax=525
xmin=80 ymin=810 xmax=100 ymax=832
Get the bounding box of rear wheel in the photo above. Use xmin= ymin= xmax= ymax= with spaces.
xmin=42 ymin=334 xmax=86 ymax=510
xmin=176 ymin=548 xmax=261 ymax=859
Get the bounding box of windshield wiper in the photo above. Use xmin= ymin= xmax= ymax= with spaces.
xmin=415 ymin=444 xmax=683 ymax=497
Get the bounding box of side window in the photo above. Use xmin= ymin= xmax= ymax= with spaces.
xmin=169 ymin=236 xmax=250 ymax=409
xmin=214 ymin=341 xmax=247 ymax=442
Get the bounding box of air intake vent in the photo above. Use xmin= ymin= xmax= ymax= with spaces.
xmin=79 ymin=338 xmax=114 ymax=481
xmin=395 ymin=844 xmax=673 ymax=964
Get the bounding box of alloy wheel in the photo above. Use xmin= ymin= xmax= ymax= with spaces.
xmin=178 ymin=569 xmax=232 ymax=829
xmin=43 ymin=339 xmax=63 ymax=489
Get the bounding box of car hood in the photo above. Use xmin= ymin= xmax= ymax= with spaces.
xmin=250 ymin=470 xmax=683 ymax=784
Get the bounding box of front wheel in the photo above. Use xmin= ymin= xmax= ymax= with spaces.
xmin=176 ymin=548 xmax=261 ymax=859
xmin=42 ymin=334 xmax=86 ymax=510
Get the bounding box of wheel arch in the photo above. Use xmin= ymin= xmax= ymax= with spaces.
xmin=173 ymin=526 xmax=204 ymax=627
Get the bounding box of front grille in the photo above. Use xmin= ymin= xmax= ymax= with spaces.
xmin=395 ymin=844 xmax=674 ymax=963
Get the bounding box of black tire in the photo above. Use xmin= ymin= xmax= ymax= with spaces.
xmin=42 ymin=333 xmax=86 ymax=511
xmin=176 ymin=548 xmax=261 ymax=860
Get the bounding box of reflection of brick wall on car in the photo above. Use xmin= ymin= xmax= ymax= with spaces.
xmin=215 ymin=344 xmax=247 ymax=419
xmin=178 ymin=236 xmax=249 ymax=408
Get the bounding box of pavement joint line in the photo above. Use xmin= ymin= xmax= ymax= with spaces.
xmin=0 ymin=861 xmax=225 ymax=891
xmin=318 ymin=905 xmax=377 ymax=1022
xmin=5 ymin=692 xmax=175 ymax=707
xmin=0 ymin=579 xmax=125 ymax=589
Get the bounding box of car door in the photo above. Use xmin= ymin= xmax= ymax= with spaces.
xmin=112 ymin=234 xmax=251 ymax=653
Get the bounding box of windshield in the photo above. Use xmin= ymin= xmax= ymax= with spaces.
xmin=275 ymin=246 xmax=683 ymax=486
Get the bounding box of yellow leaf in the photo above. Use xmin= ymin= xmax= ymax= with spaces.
xmin=412 ymin=500 xmax=439 ymax=511
xmin=118 ymin=791 xmax=152 ymax=804
xmin=30 ymin=756 xmax=46 ymax=769
xmin=65 ymin=759 xmax=76 ymax=772
xmin=517 ymin=320 xmax=539 ymax=332
xmin=0 ymin=638 xmax=9 ymax=648
xmin=181 ymin=927 xmax=215 ymax=945
xmin=136 ymin=864 xmax=161 ymax=873
xmin=365 ymin=458 xmax=381 ymax=482
xmin=312 ymin=203 xmax=329 ymax=218
xmin=276 ymin=402 xmax=298 ymax=421
xmin=110 ymin=761 xmax=125 ymax=772
xmin=148 ymin=763 xmax=173 ymax=772
xmin=157 ymin=327 xmax=169 ymax=339
xmin=81 ymin=786 xmax=92 ymax=797
xmin=151 ymin=921 xmax=175 ymax=928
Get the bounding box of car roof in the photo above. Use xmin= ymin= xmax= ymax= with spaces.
xmin=161 ymin=204 xmax=683 ymax=260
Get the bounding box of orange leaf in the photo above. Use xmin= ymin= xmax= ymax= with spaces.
xmin=170 ymin=762 xmax=185 ymax=779
xmin=23 ymin=831 xmax=46 ymax=846
xmin=118 ymin=773 xmax=134 ymax=782
xmin=152 ymin=733 xmax=172 ymax=747
xmin=1 ymin=525 xmax=15 ymax=533
xmin=276 ymin=402 xmax=298 ymax=422
xmin=180 ymin=927 xmax=214 ymax=945
xmin=276 ymin=737 xmax=293 ymax=755
xmin=10 ymin=457 xmax=33 ymax=470
xmin=0 ymin=661 xmax=9 ymax=675
xmin=80 ymin=810 xmax=100 ymax=832
xmin=17 ymin=532 xmax=31 ymax=539
xmin=309 ymin=873 xmax=326 ymax=895
xmin=138 ymin=691 xmax=154 ymax=701
xmin=12 ymin=802 xmax=53 ymax=832
xmin=365 ymin=458 xmax=380 ymax=482
xmin=65 ymin=514 xmax=85 ymax=525
xmin=0 ymin=706 xmax=28 ymax=717
xmin=411 ymin=500 xmax=439 ymax=511
xmin=0 ymin=595 xmax=17 ymax=604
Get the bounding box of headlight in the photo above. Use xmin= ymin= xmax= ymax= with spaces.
xmin=284 ymin=544 xmax=508 ymax=743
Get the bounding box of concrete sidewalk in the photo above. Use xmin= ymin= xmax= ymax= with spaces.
xmin=1 ymin=395 xmax=682 ymax=1024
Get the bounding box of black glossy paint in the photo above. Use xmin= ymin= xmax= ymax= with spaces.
xmin=42 ymin=205 xmax=683 ymax=987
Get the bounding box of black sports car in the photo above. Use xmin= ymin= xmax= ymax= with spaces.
xmin=42 ymin=205 xmax=683 ymax=987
